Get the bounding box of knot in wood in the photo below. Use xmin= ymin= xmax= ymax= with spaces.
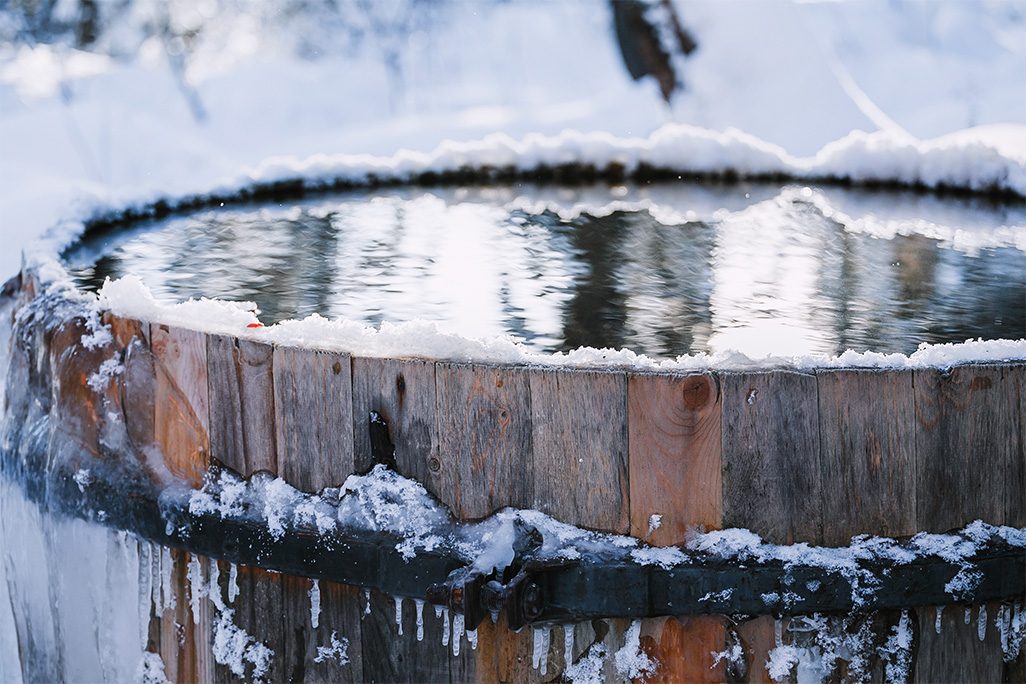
xmin=682 ymin=376 xmax=711 ymax=409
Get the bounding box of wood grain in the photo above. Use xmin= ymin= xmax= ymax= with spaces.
xmin=818 ymin=369 xmax=917 ymax=545
xmin=160 ymin=550 xmax=213 ymax=684
xmin=914 ymin=603 xmax=1004 ymax=684
xmin=721 ymin=370 xmax=822 ymax=545
xmin=351 ymin=357 xmax=438 ymax=490
xmin=915 ymin=364 xmax=1024 ymax=531
xmin=360 ymin=590 xmax=451 ymax=683
xmin=435 ymin=363 xmax=533 ymax=518
xmin=152 ymin=325 xmax=210 ymax=486
xmin=281 ymin=576 xmax=363 ymax=684
xmin=207 ymin=335 xmax=276 ymax=477
xmin=628 ymin=371 xmax=722 ymax=543
xmin=273 ymin=346 xmax=354 ymax=493
xmin=214 ymin=565 xmax=283 ymax=684
xmin=530 ymin=368 xmax=629 ymax=534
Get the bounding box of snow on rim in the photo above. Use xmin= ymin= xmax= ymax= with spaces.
xmin=19 ymin=123 xmax=1026 ymax=372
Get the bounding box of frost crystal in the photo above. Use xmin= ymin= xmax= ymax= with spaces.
xmin=87 ymin=357 xmax=123 ymax=392
xmin=137 ymin=651 xmax=171 ymax=684
xmin=314 ymin=631 xmax=350 ymax=664
xmin=613 ymin=620 xmax=656 ymax=680
xmin=310 ymin=580 xmax=321 ymax=629
xmin=73 ymin=468 xmax=91 ymax=493
xmin=212 ymin=608 xmax=274 ymax=678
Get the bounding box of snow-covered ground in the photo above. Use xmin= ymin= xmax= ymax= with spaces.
xmin=2 ymin=0 xmax=1025 ymax=281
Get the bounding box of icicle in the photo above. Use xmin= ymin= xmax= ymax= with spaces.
xmin=435 ymin=605 xmax=443 ymax=619
xmin=442 ymin=608 xmax=450 ymax=647
xmin=978 ymin=604 xmax=987 ymax=641
xmin=150 ymin=542 xmax=161 ymax=612
xmin=187 ymin=555 xmax=205 ymax=626
xmin=395 ymin=596 xmax=404 ymax=636
xmin=310 ymin=580 xmax=321 ymax=629
xmin=161 ymin=546 xmax=175 ymax=611
xmin=564 ymin=624 xmax=575 ymax=665
xmin=227 ymin=562 xmax=239 ymax=604
xmin=468 ymin=628 xmax=478 ymax=651
xmin=415 ymin=599 xmax=425 ymax=642
xmin=774 ymin=618 xmax=784 ymax=647
xmin=452 ymin=612 xmax=465 ymax=657
xmin=997 ymin=604 xmax=1010 ymax=655
xmin=138 ymin=541 xmax=152 ymax=650
xmin=364 ymin=589 xmax=371 ymax=616
xmin=209 ymin=560 xmax=225 ymax=611
xmin=539 ymin=627 xmax=551 ymax=675
xmin=965 ymin=606 xmax=972 ymax=624
xmin=935 ymin=606 xmax=943 ymax=634
xmin=490 ymin=609 xmax=499 ymax=623
xmin=532 ymin=627 xmax=544 ymax=670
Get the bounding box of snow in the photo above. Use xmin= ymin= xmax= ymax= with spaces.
xmin=613 ymin=620 xmax=656 ymax=680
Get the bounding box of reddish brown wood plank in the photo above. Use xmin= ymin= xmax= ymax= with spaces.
xmin=273 ymin=346 xmax=354 ymax=493
xmin=152 ymin=324 xmax=210 ymax=486
xmin=915 ymin=364 xmax=1024 ymax=531
xmin=628 ymin=371 xmax=722 ymax=542
xmin=351 ymin=356 xmax=439 ymax=490
xmin=818 ymin=369 xmax=917 ymax=545
xmin=639 ymin=616 xmax=728 ymax=683
xmin=435 ymin=362 xmax=533 ymax=518
xmin=721 ymin=370 xmax=822 ymax=545
xmin=160 ymin=550 xmax=213 ymax=684
xmin=207 ymin=335 xmax=276 ymax=477
xmin=530 ymin=368 xmax=629 ymax=534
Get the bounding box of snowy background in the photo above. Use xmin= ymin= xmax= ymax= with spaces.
xmin=2 ymin=0 xmax=1025 ymax=282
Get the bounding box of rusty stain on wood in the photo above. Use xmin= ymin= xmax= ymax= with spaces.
xmin=530 ymin=368 xmax=629 ymax=534
xmin=436 ymin=363 xmax=533 ymax=518
xmin=818 ymin=369 xmax=917 ymax=545
xmin=721 ymin=370 xmax=823 ymax=545
xmin=274 ymin=346 xmax=354 ymax=493
xmin=915 ymin=364 xmax=1024 ymax=531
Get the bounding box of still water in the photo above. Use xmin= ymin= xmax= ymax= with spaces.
xmin=66 ymin=183 xmax=1026 ymax=358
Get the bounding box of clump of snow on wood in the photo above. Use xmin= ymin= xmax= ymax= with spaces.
xmin=94 ymin=273 xmax=1026 ymax=371
xmin=313 ymin=631 xmax=349 ymax=665
xmin=136 ymin=651 xmax=171 ymax=684
xmin=613 ymin=620 xmax=656 ymax=680
xmin=212 ymin=608 xmax=274 ymax=678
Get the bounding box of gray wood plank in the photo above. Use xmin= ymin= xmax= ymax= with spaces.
xmin=914 ymin=603 xmax=1004 ymax=684
xmin=214 ymin=565 xmax=284 ymax=684
xmin=721 ymin=370 xmax=822 ymax=545
xmin=360 ymin=590 xmax=451 ymax=684
xmin=274 ymin=347 xmax=354 ymax=493
xmin=530 ymin=368 xmax=629 ymax=534
xmin=351 ymin=357 xmax=438 ymax=491
xmin=281 ymin=576 xmax=363 ymax=684
xmin=435 ymin=362 xmax=533 ymax=518
xmin=207 ymin=335 xmax=276 ymax=477
xmin=915 ymin=364 xmax=1024 ymax=532
xmin=818 ymin=369 xmax=917 ymax=545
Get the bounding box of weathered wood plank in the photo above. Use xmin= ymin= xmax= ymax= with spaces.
xmin=361 ymin=590 xmax=451 ymax=683
xmin=914 ymin=603 xmax=1004 ymax=684
xmin=152 ymin=324 xmax=210 ymax=486
xmin=160 ymin=550 xmax=213 ymax=684
xmin=281 ymin=576 xmax=363 ymax=684
xmin=207 ymin=335 xmax=276 ymax=477
xmin=639 ymin=615 xmax=728 ymax=683
xmin=733 ymin=615 xmax=779 ymax=684
xmin=818 ymin=369 xmax=917 ymax=545
xmin=628 ymin=371 xmax=721 ymax=542
xmin=915 ymin=364 xmax=1024 ymax=531
xmin=351 ymin=357 xmax=438 ymax=489
xmin=273 ymin=346 xmax=354 ymax=493
xmin=214 ymin=565 xmax=283 ymax=684
xmin=530 ymin=368 xmax=629 ymax=534
xmin=435 ymin=363 xmax=533 ymax=518
xmin=721 ymin=370 xmax=822 ymax=545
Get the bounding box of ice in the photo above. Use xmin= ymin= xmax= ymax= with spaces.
xmin=160 ymin=547 xmax=175 ymax=611
xmin=467 ymin=628 xmax=478 ymax=651
xmin=137 ymin=651 xmax=170 ymax=684
xmin=73 ymin=468 xmax=91 ymax=493
xmin=208 ymin=561 xmax=225 ymax=612
xmin=979 ymin=604 xmax=988 ymax=641
xmin=227 ymin=563 xmax=239 ymax=604
xmin=187 ymin=556 xmax=205 ymax=626
xmin=314 ymin=631 xmax=350 ymax=665
xmin=442 ymin=607 xmax=450 ymax=647
xmin=935 ymin=606 xmax=943 ymax=634
xmin=365 ymin=589 xmax=371 ymax=616
xmin=394 ymin=596 xmax=404 ymax=636
xmin=310 ymin=580 xmax=321 ymax=630
xmin=137 ymin=542 xmax=151 ymax=649
xmin=646 ymin=514 xmax=662 ymax=537
xmin=150 ymin=543 xmax=161 ymax=613
xmin=965 ymin=606 xmax=972 ymax=624
xmin=452 ymin=612 xmax=465 ymax=656
xmin=87 ymin=357 xmax=124 ymax=393
xmin=414 ymin=599 xmax=425 ymax=642
xmin=564 ymin=624 xmax=575 ymax=666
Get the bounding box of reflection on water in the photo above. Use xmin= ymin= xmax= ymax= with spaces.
xmin=66 ymin=183 xmax=1026 ymax=358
